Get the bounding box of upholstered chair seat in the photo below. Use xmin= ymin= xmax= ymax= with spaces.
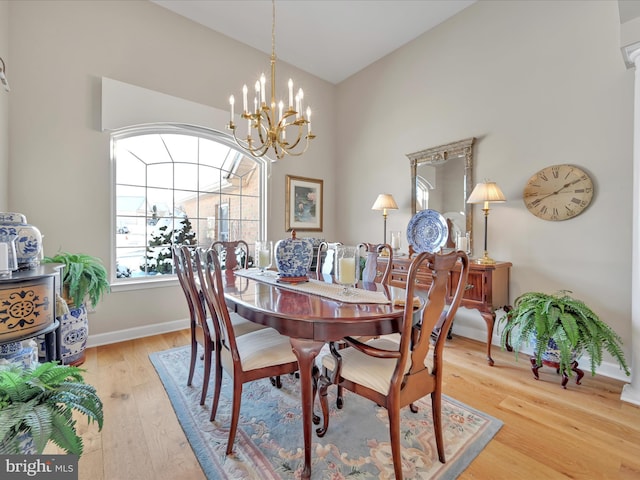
xmin=320 ymin=337 xmax=433 ymax=395
xmin=220 ymin=327 xmax=298 ymax=373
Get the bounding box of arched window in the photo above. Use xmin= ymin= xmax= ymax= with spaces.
xmin=416 ymin=175 xmax=432 ymax=211
xmin=111 ymin=124 xmax=267 ymax=282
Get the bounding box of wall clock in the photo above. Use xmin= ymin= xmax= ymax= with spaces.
xmin=523 ymin=164 xmax=594 ymax=221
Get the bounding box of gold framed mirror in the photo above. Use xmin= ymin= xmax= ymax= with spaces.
xmin=407 ymin=137 xmax=475 ymax=247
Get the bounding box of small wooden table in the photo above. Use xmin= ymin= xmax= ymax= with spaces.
xmin=0 ymin=264 xmax=63 ymax=361
xmin=222 ymin=272 xmax=405 ymax=480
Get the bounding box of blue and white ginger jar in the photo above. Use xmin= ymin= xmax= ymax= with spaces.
xmin=0 ymin=212 xmax=42 ymax=269
xmin=275 ymin=231 xmax=314 ymax=279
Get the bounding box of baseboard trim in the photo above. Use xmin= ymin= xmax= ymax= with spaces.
xmin=451 ymin=323 xmax=631 ymax=383
xmin=621 ymin=383 xmax=640 ymax=406
xmin=86 ymin=318 xmax=189 ymax=349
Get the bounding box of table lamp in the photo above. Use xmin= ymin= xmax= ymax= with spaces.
xmin=371 ymin=194 xmax=398 ymax=245
xmin=466 ymin=181 xmax=505 ymax=264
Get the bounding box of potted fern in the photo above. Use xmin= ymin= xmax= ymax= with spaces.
xmin=0 ymin=362 xmax=103 ymax=455
xmin=500 ymin=290 xmax=630 ymax=387
xmin=42 ymin=252 xmax=110 ymax=365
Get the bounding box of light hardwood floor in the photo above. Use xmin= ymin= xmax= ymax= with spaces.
xmin=47 ymin=330 xmax=640 ymax=479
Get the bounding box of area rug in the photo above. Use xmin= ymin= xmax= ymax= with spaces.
xmin=149 ymin=345 xmax=502 ymax=479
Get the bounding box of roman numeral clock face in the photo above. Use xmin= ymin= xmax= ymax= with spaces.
xmin=523 ymin=164 xmax=594 ymax=221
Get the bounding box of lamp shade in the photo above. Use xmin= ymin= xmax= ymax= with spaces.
xmin=371 ymin=194 xmax=398 ymax=211
xmin=467 ymin=182 xmax=506 ymax=204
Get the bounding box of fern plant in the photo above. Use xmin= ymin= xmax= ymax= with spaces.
xmin=0 ymin=362 xmax=103 ymax=455
xmin=500 ymin=290 xmax=630 ymax=377
xmin=42 ymin=252 xmax=110 ymax=308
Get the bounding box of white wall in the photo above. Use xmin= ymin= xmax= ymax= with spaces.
xmin=0 ymin=1 xmax=8 ymax=211
xmin=6 ymin=0 xmax=336 ymax=339
xmin=336 ymin=0 xmax=634 ymax=378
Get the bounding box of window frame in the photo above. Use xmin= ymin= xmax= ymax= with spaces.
xmin=110 ymin=123 xmax=269 ymax=290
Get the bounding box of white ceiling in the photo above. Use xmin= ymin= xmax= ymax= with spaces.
xmin=151 ymin=0 xmax=476 ymax=84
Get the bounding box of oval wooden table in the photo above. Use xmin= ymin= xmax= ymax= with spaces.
xmin=222 ymin=271 xmax=406 ymax=480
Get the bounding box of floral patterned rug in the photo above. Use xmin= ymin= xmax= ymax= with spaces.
xmin=150 ymin=345 xmax=502 ymax=479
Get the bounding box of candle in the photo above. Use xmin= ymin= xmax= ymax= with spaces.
xmin=229 ymin=95 xmax=235 ymax=123
xmin=457 ymin=236 xmax=468 ymax=252
xmin=242 ymin=84 xmax=248 ymax=113
xmin=298 ymin=88 xmax=304 ymax=118
xmin=259 ymin=249 xmax=271 ymax=267
xmin=278 ymin=101 xmax=284 ymax=123
xmin=0 ymin=243 xmax=8 ymax=272
xmin=391 ymin=236 xmax=400 ymax=250
xmin=338 ymin=258 xmax=356 ymax=284
xmin=306 ymin=107 xmax=312 ymax=133
xmin=288 ymin=79 xmax=293 ymax=108
xmin=255 ymin=81 xmax=260 ymax=110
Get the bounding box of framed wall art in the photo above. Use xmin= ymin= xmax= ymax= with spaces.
xmin=285 ymin=175 xmax=323 ymax=232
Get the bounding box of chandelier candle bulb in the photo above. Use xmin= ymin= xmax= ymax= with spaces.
xmin=288 ymin=79 xmax=293 ymax=108
xmin=229 ymin=95 xmax=234 ymax=123
xmin=306 ymin=107 xmax=311 ymax=132
xmin=298 ymin=88 xmax=304 ymax=119
xmin=255 ymin=81 xmax=260 ymax=110
xmin=242 ymin=85 xmax=248 ymax=113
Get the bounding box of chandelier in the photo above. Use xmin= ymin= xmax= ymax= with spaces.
xmin=227 ymin=0 xmax=315 ymax=160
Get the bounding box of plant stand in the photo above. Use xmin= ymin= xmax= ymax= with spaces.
xmin=530 ymin=357 xmax=584 ymax=389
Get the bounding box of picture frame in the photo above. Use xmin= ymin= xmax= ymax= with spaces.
xmin=285 ymin=175 xmax=323 ymax=232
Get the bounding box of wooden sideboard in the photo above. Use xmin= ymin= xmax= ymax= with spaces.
xmin=376 ymin=255 xmax=511 ymax=365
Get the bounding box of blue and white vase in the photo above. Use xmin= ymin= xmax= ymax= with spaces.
xmin=59 ymin=304 xmax=89 ymax=366
xmin=0 ymin=212 xmax=43 ymax=269
xmin=0 ymin=340 xmax=38 ymax=369
xmin=274 ymin=231 xmax=314 ymax=280
xmin=531 ymin=337 xmax=579 ymax=365
xmin=0 ymin=430 xmax=37 ymax=454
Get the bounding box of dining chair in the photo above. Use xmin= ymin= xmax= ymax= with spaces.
xmin=321 ymin=241 xmax=394 ymax=409
xmin=210 ymin=240 xmax=249 ymax=270
xmin=195 ymin=248 xmax=300 ymax=455
xmin=173 ymin=244 xmax=215 ymax=406
xmin=173 ymin=245 xmax=264 ymax=406
xmin=357 ymin=242 xmax=393 ymax=285
xmin=315 ymin=241 xmax=342 ymax=276
xmin=316 ymin=250 xmax=470 ymax=480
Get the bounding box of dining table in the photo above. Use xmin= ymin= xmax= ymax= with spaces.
xmin=221 ymin=268 xmax=408 ymax=480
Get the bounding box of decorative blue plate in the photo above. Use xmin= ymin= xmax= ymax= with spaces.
xmin=406 ymin=209 xmax=449 ymax=253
